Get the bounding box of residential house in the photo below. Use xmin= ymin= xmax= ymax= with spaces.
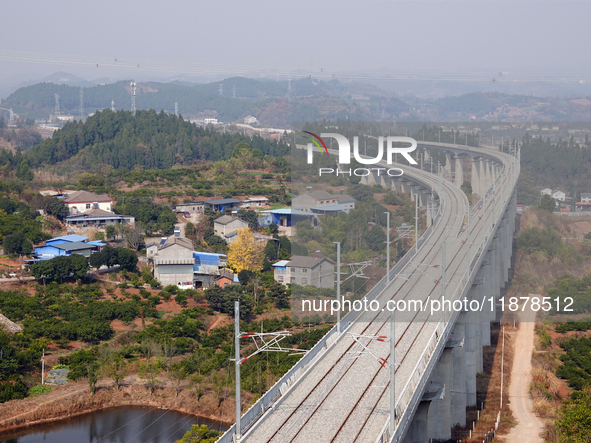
xmin=293 ymin=190 xmax=356 ymax=215
xmin=34 ymin=234 xmax=100 ymax=259
xmin=260 ymin=209 xmax=318 ymax=236
xmin=214 ymin=215 xmax=249 ymax=242
xmin=203 ymin=198 xmax=242 ymax=212
xmin=65 ymin=208 xmax=135 ymax=228
xmin=193 ymin=251 xmax=228 ymax=288
xmin=64 ymin=191 xmax=113 ymax=214
xmin=535 ymin=186 xmax=552 ymax=196
xmin=241 ymin=196 xmax=269 ymax=208
xmin=272 ymin=255 xmax=335 ymax=288
xmin=175 ymin=201 xmax=206 ymax=214
xmin=552 ymin=190 xmax=566 ymax=202
xmin=152 ymin=228 xmax=195 ymax=289
xmin=215 ymin=268 xmax=237 ymax=287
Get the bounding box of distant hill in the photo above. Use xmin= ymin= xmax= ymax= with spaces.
xmin=3 ymin=76 xmax=591 ymax=126
xmin=24 ymin=108 xmax=290 ymax=172
xmin=0 ymin=77 xmax=412 ymax=126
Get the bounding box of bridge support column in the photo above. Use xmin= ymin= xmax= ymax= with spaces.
xmin=454 ymin=155 xmax=464 ymax=187
xmin=427 ymin=348 xmax=453 ymax=440
xmin=480 ymin=158 xmax=488 ymax=194
xmin=471 ymin=157 xmax=481 ymax=196
xmin=403 ymin=401 xmax=431 ymax=443
xmin=450 ymin=320 xmax=467 ymax=427
xmin=481 ymin=257 xmax=492 ymax=347
xmin=444 ymin=151 xmax=452 ymax=180
xmin=466 ymin=268 xmax=485 ymax=405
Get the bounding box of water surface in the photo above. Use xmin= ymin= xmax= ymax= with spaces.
xmin=0 ymin=406 xmax=229 ymax=443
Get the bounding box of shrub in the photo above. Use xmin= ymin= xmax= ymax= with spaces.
xmin=29 ymin=385 xmax=54 ymax=397
xmin=164 ymin=285 xmax=178 ymax=295
xmin=175 ymin=293 xmax=188 ymax=307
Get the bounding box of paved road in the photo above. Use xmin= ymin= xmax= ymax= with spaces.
xmin=506 ymin=299 xmax=543 ymax=443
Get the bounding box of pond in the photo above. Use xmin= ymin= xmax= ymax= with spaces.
xmin=0 ymin=406 xmax=229 ymax=443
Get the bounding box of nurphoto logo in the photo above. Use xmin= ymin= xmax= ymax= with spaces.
xmin=304 ymin=132 xmax=418 ymax=177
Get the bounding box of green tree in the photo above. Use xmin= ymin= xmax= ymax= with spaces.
xmin=138 ymin=361 xmax=161 ymax=395
xmin=3 ymin=232 xmax=33 ymax=255
xmin=175 ymin=424 xmax=221 ymax=443
xmin=539 ymin=194 xmax=556 ymax=212
xmin=86 ymin=361 xmax=99 ymax=394
xmin=556 ymin=390 xmax=591 ymax=442
xmin=16 ymin=159 xmax=34 ymax=181
xmin=105 ymin=225 xmax=117 ymax=240
xmin=363 ymin=225 xmax=386 ymax=252
xmin=31 ymin=254 xmax=89 ymax=282
xmin=47 ymin=198 xmax=69 ymax=220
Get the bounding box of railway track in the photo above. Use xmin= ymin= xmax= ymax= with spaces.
xmin=239 ymin=146 xmax=517 ymax=443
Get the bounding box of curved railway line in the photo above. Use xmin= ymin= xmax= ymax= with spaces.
xmin=234 ymin=144 xmax=518 ymax=443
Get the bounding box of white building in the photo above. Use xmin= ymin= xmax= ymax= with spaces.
xmin=552 ymin=190 xmax=566 ymax=202
xmin=272 ymin=255 xmax=335 ymax=288
xmin=64 ymin=191 xmax=113 ymax=214
xmin=213 ymin=215 xmax=249 ymax=242
xmin=535 ymin=186 xmax=552 ymax=196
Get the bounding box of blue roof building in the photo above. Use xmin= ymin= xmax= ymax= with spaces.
xmin=46 ymin=234 xmax=89 ymax=246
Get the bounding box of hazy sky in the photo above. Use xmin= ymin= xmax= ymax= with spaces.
xmin=1 ymin=0 xmax=589 ymax=83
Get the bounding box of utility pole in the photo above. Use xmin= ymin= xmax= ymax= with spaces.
xmin=54 ymin=93 xmax=60 ymax=122
xmin=390 ymin=307 xmax=396 ymax=434
xmin=41 ymin=349 xmax=45 ymax=385
xmin=441 ymin=243 xmax=446 ymax=321
xmin=79 ymin=87 xmax=84 ymax=120
xmin=175 ymin=100 xmax=179 ymax=117
xmin=130 ymin=81 xmax=136 ymax=116
xmin=111 ymin=99 xmax=115 ymax=112
xmin=466 ymin=211 xmax=471 ymax=273
xmin=335 ymin=242 xmax=341 ymax=332
xmin=415 ymin=195 xmax=419 ymax=248
xmin=235 ymin=301 xmax=241 ymax=441
xmin=385 ymin=212 xmax=390 ymax=282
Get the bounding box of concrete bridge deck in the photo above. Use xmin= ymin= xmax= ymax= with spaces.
xmin=220 ymin=142 xmax=519 ymax=443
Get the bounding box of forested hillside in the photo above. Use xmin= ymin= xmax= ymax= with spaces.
xmin=0 ymin=78 xmax=374 ymax=124
xmin=25 ymin=109 xmax=290 ymax=170
xmin=517 ymin=133 xmax=591 ymax=205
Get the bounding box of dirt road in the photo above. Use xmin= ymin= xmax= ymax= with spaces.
xmin=506 ymin=297 xmax=544 ymax=442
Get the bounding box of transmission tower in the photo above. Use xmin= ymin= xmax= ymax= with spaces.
xmin=79 ymin=87 xmax=84 ymax=120
xmin=174 ymin=99 xmax=179 ymax=117
xmin=219 ymin=83 xmax=223 ymax=96
xmin=287 ymin=77 xmax=292 ymax=101
xmin=9 ymin=108 xmax=14 ymax=123
xmin=111 ymin=99 xmax=115 ymax=112
xmin=54 ymin=93 xmax=60 ymax=121
xmin=130 ymin=81 xmax=136 ymax=116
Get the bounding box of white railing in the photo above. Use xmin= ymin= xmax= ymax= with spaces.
xmin=375 ymin=151 xmax=519 ymax=443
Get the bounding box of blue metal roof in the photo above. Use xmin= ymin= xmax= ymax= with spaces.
xmin=87 ymin=241 xmax=106 ymax=247
xmin=51 ymin=241 xmax=95 ymax=251
xmin=310 ymin=204 xmax=350 ymax=212
xmin=203 ymin=198 xmax=241 ymax=205
xmin=261 ymin=208 xmax=312 ymax=216
xmin=47 ymin=234 xmax=89 ymax=243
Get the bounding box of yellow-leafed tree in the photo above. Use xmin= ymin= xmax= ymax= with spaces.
xmin=228 ymin=228 xmax=264 ymax=273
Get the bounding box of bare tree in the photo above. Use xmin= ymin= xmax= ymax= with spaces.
xmin=118 ymin=223 xmax=144 ymax=251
